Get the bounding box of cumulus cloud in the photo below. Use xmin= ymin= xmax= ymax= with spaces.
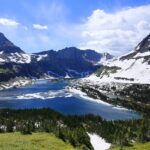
xmin=1 ymin=4 xmax=150 ymax=55
xmin=79 ymin=5 xmax=150 ymax=55
xmin=33 ymin=24 xmax=48 ymax=30
xmin=0 ymin=18 xmax=19 ymax=26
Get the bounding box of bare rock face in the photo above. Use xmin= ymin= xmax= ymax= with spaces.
xmin=0 ymin=32 xmax=113 ymax=81
xmin=0 ymin=32 xmax=24 ymax=54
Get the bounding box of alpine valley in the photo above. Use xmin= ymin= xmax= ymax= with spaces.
xmin=74 ymin=33 xmax=150 ymax=111
xmin=0 ymin=32 xmax=113 ymax=89
xmin=0 ymin=32 xmax=150 ymax=150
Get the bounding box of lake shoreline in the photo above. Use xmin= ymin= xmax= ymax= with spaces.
xmin=69 ymin=86 xmax=133 ymax=112
xmin=0 ymin=79 xmax=141 ymax=120
xmin=0 ymin=78 xmax=32 ymax=91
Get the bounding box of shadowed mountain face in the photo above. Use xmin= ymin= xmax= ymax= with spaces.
xmin=34 ymin=47 xmax=113 ymax=77
xmin=0 ymin=32 xmax=113 ymax=82
xmin=0 ymin=33 xmax=24 ymax=54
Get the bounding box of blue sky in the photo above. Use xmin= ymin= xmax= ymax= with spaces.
xmin=0 ymin=0 xmax=150 ymax=55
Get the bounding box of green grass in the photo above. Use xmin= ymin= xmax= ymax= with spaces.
xmin=0 ymin=132 xmax=80 ymax=150
xmin=110 ymin=142 xmax=150 ymax=150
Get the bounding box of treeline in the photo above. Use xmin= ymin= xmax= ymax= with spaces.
xmin=0 ymin=108 xmax=150 ymax=150
xmin=87 ymin=116 xmax=150 ymax=146
xmin=117 ymin=84 xmax=150 ymax=104
xmin=64 ymin=115 xmax=150 ymax=148
xmin=80 ymin=86 xmax=150 ymax=115
xmin=0 ymin=109 xmax=93 ymax=150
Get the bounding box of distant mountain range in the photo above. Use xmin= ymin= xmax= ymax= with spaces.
xmin=0 ymin=32 xmax=113 ymax=82
xmin=84 ymin=33 xmax=150 ymax=84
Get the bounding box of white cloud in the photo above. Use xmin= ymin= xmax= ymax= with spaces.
xmin=79 ymin=5 xmax=150 ymax=55
xmin=0 ymin=18 xmax=19 ymax=26
xmin=33 ymin=24 xmax=48 ymax=30
xmin=1 ymin=4 xmax=150 ymax=55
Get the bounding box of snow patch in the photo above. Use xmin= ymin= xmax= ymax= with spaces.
xmin=0 ymin=51 xmax=3 ymax=54
xmin=21 ymin=53 xmax=31 ymax=63
xmin=0 ymin=58 xmax=6 ymax=62
xmin=37 ymin=54 xmax=48 ymax=61
xmin=133 ymin=51 xmax=150 ymax=58
xmin=65 ymin=73 xmax=71 ymax=79
xmin=88 ymin=133 xmax=111 ymax=150
xmin=87 ymin=56 xmax=150 ymax=84
xmin=8 ymin=53 xmax=31 ymax=64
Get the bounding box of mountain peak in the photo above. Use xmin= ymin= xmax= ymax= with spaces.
xmin=0 ymin=32 xmax=14 ymax=47
xmin=0 ymin=32 xmax=24 ymax=54
xmin=134 ymin=33 xmax=150 ymax=53
xmin=120 ymin=33 xmax=150 ymax=60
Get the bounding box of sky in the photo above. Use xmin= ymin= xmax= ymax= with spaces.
xmin=0 ymin=0 xmax=150 ymax=55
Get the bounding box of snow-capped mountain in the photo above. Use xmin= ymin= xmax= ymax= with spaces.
xmin=0 ymin=52 xmax=31 ymax=64
xmin=85 ymin=33 xmax=150 ymax=84
xmin=0 ymin=32 xmax=112 ymax=82
xmin=0 ymin=33 xmax=31 ymax=64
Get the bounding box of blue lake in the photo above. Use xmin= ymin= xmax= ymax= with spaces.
xmin=0 ymin=80 xmax=141 ymax=120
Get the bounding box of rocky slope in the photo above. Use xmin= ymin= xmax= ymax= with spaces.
xmin=0 ymin=32 xmax=113 ymax=82
xmin=82 ymin=33 xmax=150 ymax=85
xmin=72 ymin=33 xmax=150 ymax=105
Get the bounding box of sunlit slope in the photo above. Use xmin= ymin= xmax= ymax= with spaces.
xmin=0 ymin=132 xmax=79 ymax=150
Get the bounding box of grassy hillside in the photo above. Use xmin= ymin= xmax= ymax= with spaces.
xmin=0 ymin=109 xmax=149 ymax=150
xmin=0 ymin=132 xmax=79 ymax=150
xmin=110 ymin=142 xmax=150 ymax=150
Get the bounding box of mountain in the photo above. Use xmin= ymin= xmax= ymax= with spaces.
xmin=0 ymin=33 xmax=24 ymax=54
xmin=0 ymin=32 xmax=113 ymax=82
xmin=32 ymin=47 xmax=113 ymax=78
xmin=120 ymin=33 xmax=150 ymax=60
xmin=0 ymin=33 xmax=31 ymax=64
xmin=34 ymin=47 xmax=113 ymax=64
xmin=83 ymin=33 xmax=150 ymax=84
xmin=29 ymin=47 xmax=101 ymax=78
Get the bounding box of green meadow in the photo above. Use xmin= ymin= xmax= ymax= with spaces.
xmin=0 ymin=132 xmax=79 ymax=150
